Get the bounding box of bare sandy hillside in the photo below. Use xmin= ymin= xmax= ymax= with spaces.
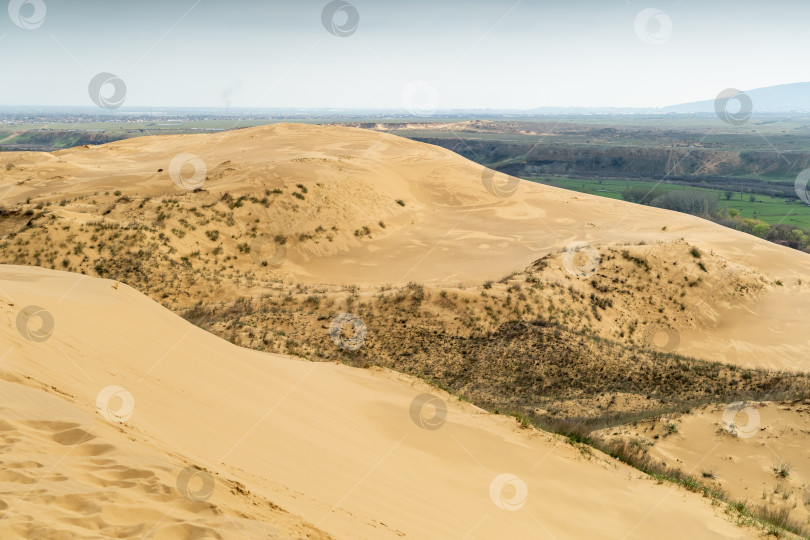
xmin=2 ymin=123 xmax=809 ymax=284
xmin=0 ymin=123 xmax=808 ymax=370
xmin=0 ymin=265 xmax=764 ymax=539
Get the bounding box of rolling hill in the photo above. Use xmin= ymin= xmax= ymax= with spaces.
xmin=1 ymin=124 xmax=810 ymax=537
xmin=0 ymin=123 xmax=808 ymax=369
xmin=664 ymin=82 xmax=810 ymax=114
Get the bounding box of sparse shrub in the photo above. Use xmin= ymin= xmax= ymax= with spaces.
xmin=621 ymin=250 xmax=650 ymax=271
xmin=354 ymin=226 xmax=371 ymax=238
xmin=773 ymin=461 xmax=791 ymax=478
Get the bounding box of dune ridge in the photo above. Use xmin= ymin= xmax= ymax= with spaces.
xmin=1 ymin=124 xmax=809 ymax=537
xmin=0 ymin=124 xmax=808 ymax=369
xmin=0 ymin=265 xmax=761 ymax=538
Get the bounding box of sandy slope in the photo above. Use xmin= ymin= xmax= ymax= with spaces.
xmin=2 ymin=123 xmax=809 ymax=284
xmin=0 ymin=381 xmax=327 ymax=539
xmin=1 ymin=124 xmax=809 ymax=371
xmin=597 ymin=401 xmax=810 ymax=531
xmin=0 ymin=265 xmax=757 ymax=539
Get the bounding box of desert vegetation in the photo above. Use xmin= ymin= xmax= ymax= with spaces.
xmin=2 ymin=123 xmax=809 ymax=538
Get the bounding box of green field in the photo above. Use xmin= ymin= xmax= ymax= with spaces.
xmin=532 ymin=176 xmax=810 ymax=229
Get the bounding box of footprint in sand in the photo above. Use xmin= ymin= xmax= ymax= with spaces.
xmin=51 ymin=427 xmax=95 ymax=446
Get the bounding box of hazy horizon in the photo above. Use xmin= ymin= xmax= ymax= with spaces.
xmin=4 ymin=0 xmax=810 ymax=111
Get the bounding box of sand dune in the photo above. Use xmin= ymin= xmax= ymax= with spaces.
xmin=1 ymin=125 xmax=809 ymax=537
xmin=4 ymin=123 xmax=810 ymax=283
xmin=1 ymin=124 xmax=809 ymax=371
xmin=0 ymin=265 xmax=759 ymax=538
xmin=0 ymin=380 xmax=326 ymax=539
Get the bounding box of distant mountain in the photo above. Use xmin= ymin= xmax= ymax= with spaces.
xmin=664 ymin=82 xmax=810 ymax=113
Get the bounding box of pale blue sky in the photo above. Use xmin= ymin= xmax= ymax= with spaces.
xmin=2 ymin=0 xmax=808 ymax=109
